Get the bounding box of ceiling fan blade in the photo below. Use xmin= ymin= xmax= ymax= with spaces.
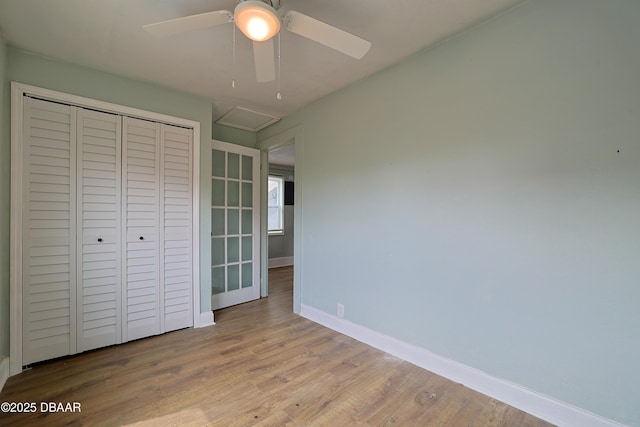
xmin=143 ymin=10 xmax=233 ymax=37
xmin=253 ymin=39 xmax=276 ymax=82
xmin=283 ymin=11 xmax=371 ymax=59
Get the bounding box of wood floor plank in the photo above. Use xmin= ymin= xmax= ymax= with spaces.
xmin=358 ymin=363 xmax=440 ymax=425
xmin=0 ymin=266 xmax=555 ymax=426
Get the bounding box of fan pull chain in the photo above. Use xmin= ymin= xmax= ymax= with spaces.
xmin=232 ymin=24 xmax=236 ymax=89
xmin=276 ymin=33 xmax=282 ymax=100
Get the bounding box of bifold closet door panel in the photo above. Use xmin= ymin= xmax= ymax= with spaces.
xmin=161 ymin=124 xmax=193 ymax=331
xmin=76 ymin=109 xmax=122 ymax=352
xmin=122 ymin=117 xmax=161 ymax=341
xmin=22 ymin=97 xmax=77 ymax=365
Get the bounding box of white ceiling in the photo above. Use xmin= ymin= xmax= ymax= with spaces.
xmin=269 ymin=142 xmax=295 ymax=168
xmin=0 ymin=0 xmax=523 ymax=124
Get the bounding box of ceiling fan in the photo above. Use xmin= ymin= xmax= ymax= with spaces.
xmin=143 ymin=0 xmax=371 ymax=83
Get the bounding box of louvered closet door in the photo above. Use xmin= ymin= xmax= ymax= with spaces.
xmin=161 ymin=124 xmax=193 ymax=331
xmin=122 ymin=117 xmax=161 ymax=341
xmin=22 ymin=97 xmax=76 ymax=365
xmin=76 ymin=109 xmax=122 ymax=352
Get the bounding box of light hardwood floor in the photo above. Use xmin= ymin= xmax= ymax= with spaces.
xmin=0 ymin=266 xmax=554 ymax=426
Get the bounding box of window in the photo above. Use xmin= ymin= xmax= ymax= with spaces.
xmin=268 ymin=175 xmax=284 ymax=235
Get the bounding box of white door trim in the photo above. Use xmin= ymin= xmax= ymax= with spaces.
xmin=10 ymin=82 xmax=202 ymax=375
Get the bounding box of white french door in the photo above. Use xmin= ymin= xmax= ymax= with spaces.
xmin=211 ymin=140 xmax=261 ymax=310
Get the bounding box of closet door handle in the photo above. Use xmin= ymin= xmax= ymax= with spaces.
xmin=139 ymin=236 xmax=144 ymax=240
xmin=97 ymin=238 xmax=103 ymax=243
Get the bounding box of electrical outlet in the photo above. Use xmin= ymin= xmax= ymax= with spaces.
xmin=337 ymin=303 xmax=345 ymax=318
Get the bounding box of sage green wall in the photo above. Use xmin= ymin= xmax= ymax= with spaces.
xmin=212 ymin=123 xmax=256 ymax=148
xmin=259 ymin=1 xmax=640 ymax=424
xmin=4 ymin=48 xmax=215 ymax=314
xmin=0 ymin=32 xmax=9 ymax=360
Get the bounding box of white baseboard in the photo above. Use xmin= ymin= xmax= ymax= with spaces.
xmin=268 ymin=256 xmax=293 ymax=268
xmin=0 ymin=357 xmax=9 ymax=392
xmin=300 ymin=304 xmax=625 ymax=427
xmin=196 ymin=311 xmax=215 ymax=328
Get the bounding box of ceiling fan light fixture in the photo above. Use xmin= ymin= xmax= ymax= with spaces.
xmin=234 ymin=1 xmax=281 ymax=42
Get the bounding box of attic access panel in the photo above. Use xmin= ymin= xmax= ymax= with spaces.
xmin=216 ymin=106 xmax=280 ymax=132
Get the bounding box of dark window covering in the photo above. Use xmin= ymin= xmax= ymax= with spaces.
xmin=284 ymin=181 xmax=294 ymax=205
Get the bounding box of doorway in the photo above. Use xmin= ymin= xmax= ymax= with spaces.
xmin=267 ymin=143 xmax=295 ymax=270
xmin=258 ymin=126 xmax=302 ymax=314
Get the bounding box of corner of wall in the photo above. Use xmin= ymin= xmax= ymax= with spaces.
xmin=0 ymin=28 xmax=10 ymax=362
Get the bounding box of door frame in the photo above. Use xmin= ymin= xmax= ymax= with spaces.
xmin=10 ymin=82 xmax=203 ymax=375
xmin=257 ymin=125 xmax=303 ymax=312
